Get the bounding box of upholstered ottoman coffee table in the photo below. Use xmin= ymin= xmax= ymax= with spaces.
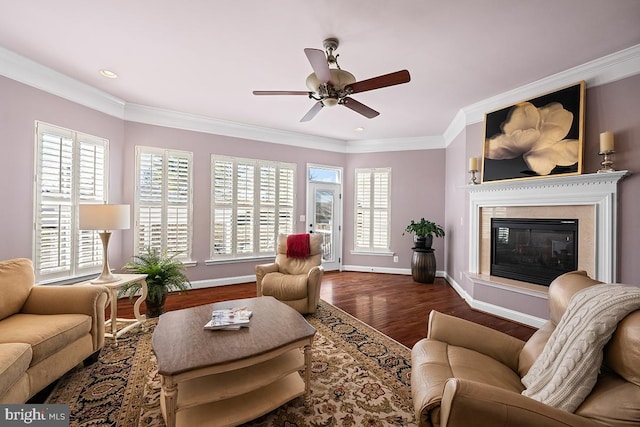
xmin=152 ymin=296 xmax=316 ymax=427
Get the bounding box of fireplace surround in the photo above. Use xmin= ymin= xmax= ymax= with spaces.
xmin=463 ymin=170 xmax=629 ymax=326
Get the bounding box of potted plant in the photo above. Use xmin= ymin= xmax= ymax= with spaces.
xmin=403 ymin=218 xmax=445 ymax=284
xmin=404 ymin=218 xmax=445 ymax=249
xmin=119 ymin=247 xmax=191 ymax=317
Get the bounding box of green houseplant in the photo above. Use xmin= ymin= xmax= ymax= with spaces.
xmin=404 ymin=218 xmax=445 ymax=249
xmin=119 ymin=247 xmax=191 ymax=317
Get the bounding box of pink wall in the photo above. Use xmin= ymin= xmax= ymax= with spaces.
xmin=121 ymin=124 xmax=447 ymax=279
xmin=0 ymin=76 xmax=126 ymax=266
xmin=445 ymin=74 xmax=640 ymax=318
xmin=0 ymin=75 xmax=445 ymax=284
xmin=2 ymin=71 xmax=638 ymax=300
xmin=585 ymin=75 xmax=640 ymax=282
xmin=444 ymin=127 xmax=470 ymax=292
xmin=122 ymin=122 xmax=345 ymax=281
xmin=343 ymin=149 xmax=447 ymax=270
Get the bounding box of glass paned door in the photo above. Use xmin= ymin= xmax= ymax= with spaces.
xmin=308 ymin=182 xmax=341 ymax=271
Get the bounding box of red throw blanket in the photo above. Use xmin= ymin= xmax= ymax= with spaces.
xmin=286 ymin=233 xmax=311 ymax=258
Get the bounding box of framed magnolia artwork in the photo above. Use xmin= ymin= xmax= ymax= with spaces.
xmin=481 ymin=81 xmax=585 ymax=183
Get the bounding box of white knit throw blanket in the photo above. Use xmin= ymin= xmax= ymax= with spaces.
xmin=521 ymin=283 xmax=640 ymax=412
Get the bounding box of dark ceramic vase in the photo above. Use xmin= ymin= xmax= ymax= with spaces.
xmin=413 ymin=235 xmax=433 ymax=250
xmin=145 ymin=293 xmax=167 ymax=318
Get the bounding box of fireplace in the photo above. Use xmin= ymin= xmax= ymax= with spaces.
xmin=465 ymin=172 xmax=627 ymax=327
xmin=491 ymin=218 xmax=578 ymax=286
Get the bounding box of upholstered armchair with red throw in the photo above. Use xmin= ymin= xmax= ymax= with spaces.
xmin=255 ymin=233 xmax=324 ymax=314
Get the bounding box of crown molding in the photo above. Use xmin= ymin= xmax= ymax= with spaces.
xmin=344 ymin=135 xmax=445 ymax=153
xmin=442 ymin=109 xmax=467 ymax=146
xmin=0 ymin=47 xmax=126 ymax=118
xmin=125 ymin=104 xmax=446 ymax=154
xmin=459 ymin=44 xmax=640 ymax=131
xmin=3 ymin=44 xmax=639 ymax=153
xmin=124 ymin=103 xmax=347 ymax=152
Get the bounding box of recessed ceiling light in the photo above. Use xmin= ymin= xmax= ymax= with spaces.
xmin=99 ymin=69 xmax=118 ymax=79
xmin=354 ymin=127 xmax=364 ymax=132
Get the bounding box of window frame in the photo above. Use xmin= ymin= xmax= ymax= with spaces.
xmin=208 ymin=155 xmax=296 ymax=262
xmin=134 ymin=146 xmax=194 ymax=263
xmin=352 ymin=167 xmax=392 ymax=255
xmin=33 ymin=121 xmax=109 ymax=284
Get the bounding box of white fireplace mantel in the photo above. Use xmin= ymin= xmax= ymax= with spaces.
xmin=467 ymin=171 xmax=629 ymax=283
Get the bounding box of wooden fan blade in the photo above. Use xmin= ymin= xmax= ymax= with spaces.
xmin=304 ymin=48 xmax=331 ymax=83
xmin=346 ymin=70 xmax=411 ymax=94
xmin=300 ymin=102 xmax=324 ymax=122
xmin=253 ymin=90 xmax=310 ymax=96
xmin=342 ymin=97 xmax=379 ymax=119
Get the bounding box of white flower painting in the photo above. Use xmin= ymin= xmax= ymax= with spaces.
xmin=482 ymin=82 xmax=584 ymax=182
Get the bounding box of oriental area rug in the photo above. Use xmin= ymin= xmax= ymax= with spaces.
xmin=46 ymin=300 xmax=416 ymax=426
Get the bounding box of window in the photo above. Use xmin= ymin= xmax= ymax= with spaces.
xmin=210 ymin=155 xmax=295 ymax=260
xmin=33 ymin=122 xmax=108 ymax=283
xmin=308 ymin=165 xmax=341 ymax=184
xmin=135 ymin=146 xmax=193 ymax=260
xmin=354 ymin=168 xmax=391 ymax=252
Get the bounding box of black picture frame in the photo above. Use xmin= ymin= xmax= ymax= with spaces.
xmin=481 ymin=82 xmax=585 ymax=183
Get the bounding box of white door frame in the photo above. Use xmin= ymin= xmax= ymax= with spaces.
xmin=306 ymin=164 xmax=343 ymax=271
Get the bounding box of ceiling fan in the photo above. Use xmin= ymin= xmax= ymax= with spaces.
xmin=253 ymin=38 xmax=411 ymax=122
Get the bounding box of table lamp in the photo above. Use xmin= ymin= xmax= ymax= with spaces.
xmin=79 ymin=204 xmax=130 ymax=283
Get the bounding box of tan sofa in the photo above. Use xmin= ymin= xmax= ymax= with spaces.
xmin=411 ymin=270 xmax=640 ymax=427
xmin=256 ymin=233 xmax=324 ymax=314
xmin=0 ymin=258 xmax=109 ymax=403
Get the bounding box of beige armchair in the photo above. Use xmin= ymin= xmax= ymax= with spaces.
xmin=255 ymin=233 xmax=324 ymax=314
xmin=411 ymin=270 xmax=640 ymax=427
xmin=0 ymin=258 xmax=109 ymax=403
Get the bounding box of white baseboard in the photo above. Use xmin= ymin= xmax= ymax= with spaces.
xmin=444 ymin=273 xmax=546 ymax=328
xmin=341 ymin=265 xmax=446 ymax=278
xmin=341 ymin=265 xmax=410 ymax=275
xmin=190 ymin=275 xmax=256 ymax=290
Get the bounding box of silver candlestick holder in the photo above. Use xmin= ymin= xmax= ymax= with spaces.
xmin=468 ymin=169 xmax=479 ymax=185
xmin=597 ymin=150 xmax=615 ymax=173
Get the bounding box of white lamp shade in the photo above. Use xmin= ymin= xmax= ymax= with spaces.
xmin=305 ymin=69 xmax=356 ymax=92
xmin=79 ymin=204 xmax=130 ymax=231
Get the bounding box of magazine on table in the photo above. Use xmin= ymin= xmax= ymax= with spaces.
xmin=204 ymin=306 xmax=253 ymax=330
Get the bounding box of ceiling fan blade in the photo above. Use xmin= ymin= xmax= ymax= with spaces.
xmin=300 ymin=101 xmax=324 ymax=122
xmin=342 ymin=97 xmax=380 ymax=119
xmin=304 ymin=48 xmax=331 ymax=83
xmin=346 ymin=70 xmax=411 ymax=94
xmin=253 ymin=90 xmax=310 ymax=96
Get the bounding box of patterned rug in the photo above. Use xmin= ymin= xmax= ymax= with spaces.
xmin=46 ymin=300 xmax=416 ymax=426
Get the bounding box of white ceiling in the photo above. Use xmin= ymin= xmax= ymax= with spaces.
xmin=1 ymin=0 xmax=639 ymax=143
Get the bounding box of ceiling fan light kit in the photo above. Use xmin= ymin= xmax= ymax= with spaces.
xmin=253 ymin=37 xmax=410 ymax=122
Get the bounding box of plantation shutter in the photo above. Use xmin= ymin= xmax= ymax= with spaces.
xmin=135 ymin=147 xmax=193 ymax=260
xmin=354 ymin=168 xmax=391 ymax=251
xmin=259 ymin=165 xmax=276 ymax=253
xmin=167 ymin=155 xmax=190 ymax=255
xmin=77 ymin=139 xmax=107 ymax=268
xmin=355 ymin=170 xmax=372 ymax=249
xmin=34 ymin=122 xmax=108 ymax=283
xmin=236 ymin=161 xmax=255 ymax=255
xmin=137 ymin=151 xmax=163 ymax=251
xmin=210 ymin=156 xmax=296 ymax=260
xmin=278 ymin=167 xmax=295 ymax=238
xmin=212 ymin=158 xmax=233 ymax=255
xmin=372 ymin=170 xmax=390 ymax=248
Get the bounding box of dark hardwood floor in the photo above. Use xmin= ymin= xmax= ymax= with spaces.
xmin=116 ymin=271 xmax=536 ymax=348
